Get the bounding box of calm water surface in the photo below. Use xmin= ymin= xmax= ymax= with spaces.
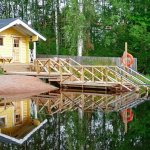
xmin=0 ymin=90 xmax=150 ymax=150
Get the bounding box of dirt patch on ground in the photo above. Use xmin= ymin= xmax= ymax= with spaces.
xmin=0 ymin=75 xmax=57 ymax=99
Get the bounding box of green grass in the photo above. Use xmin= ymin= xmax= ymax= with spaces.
xmin=0 ymin=67 xmax=3 ymax=75
xmin=145 ymin=75 xmax=150 ymax=80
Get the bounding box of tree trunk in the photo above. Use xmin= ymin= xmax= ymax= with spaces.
xmin=77 ymin=0 xmax=83 ymax=56
xmin=55 ymin=0 xmax=59 ymax=55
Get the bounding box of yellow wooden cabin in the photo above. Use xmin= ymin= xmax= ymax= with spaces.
xmin=0 ymin=18 xmax=46 ymax=63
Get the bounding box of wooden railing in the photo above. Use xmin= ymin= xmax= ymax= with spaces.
xmin=37 ymin=55 xmax=138 ymax=71
xmin=32 ymin=58 xmax=150 ymax=92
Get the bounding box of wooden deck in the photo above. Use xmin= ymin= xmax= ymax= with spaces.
xmin=5 ymin=71 xmax=71 ymax=81
xmin=1 ymin=57 xmax=150 ymax=93
xmin=61 ymin=81 xmax=129 ymax=92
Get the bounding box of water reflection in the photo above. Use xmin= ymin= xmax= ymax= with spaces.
xmin=31 ymin=90 xmax=147 ymax=115
xmin=0 ymin=99 xmax=46 ymax=145
xmin=0 ymin=90 xmax=150 ymax=149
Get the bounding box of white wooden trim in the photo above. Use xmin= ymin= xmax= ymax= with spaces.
xmin=11 ymin=36 xmax=13 ymax=58
xmin=33 ymin=42 xmax=36 ymax=60
xmin=12 ymin=107 xmax=15 ymax=126
xmin=0 ymin=119 xmax=47 ymax=145
xmin=21 ymin=101 xmax=24 ymax=122
xmin=0 ymin=19 xmax=46 ymax=41
xmin=20 ymin=38 xmax=23 ymax=63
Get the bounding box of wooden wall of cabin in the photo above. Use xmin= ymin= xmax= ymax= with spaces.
xmin=0 ymin=28 xmax=30 ymax=63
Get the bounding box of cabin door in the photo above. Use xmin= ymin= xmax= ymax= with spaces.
xmin=13 ymin=101 xmax=22 ymax=125
xmin=13 ymin=37 xmax=20 ymax=62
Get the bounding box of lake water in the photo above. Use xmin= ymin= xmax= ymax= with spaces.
xmin=0 ymin=90 xmax=150 ymax=150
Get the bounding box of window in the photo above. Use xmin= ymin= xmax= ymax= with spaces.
xmin=14 ymin=38 xmax=19 ymax=47
xmin=15 ymin=114 xmax=21 ymax=124
xmin=0 ymin=37 xmax=3 ymax=46
xmin=0 ymin=117 xmax=5 ymax=127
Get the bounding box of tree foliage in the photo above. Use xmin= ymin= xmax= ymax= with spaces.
xmin=0 ymin=0 xmax=150 ymax=73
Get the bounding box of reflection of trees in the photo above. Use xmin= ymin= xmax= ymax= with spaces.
xmin=1 ymin=101 xmax=150 ymax=149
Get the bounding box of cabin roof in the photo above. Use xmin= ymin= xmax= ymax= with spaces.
xmin=0 ymin=18 xmax=46 ymax=41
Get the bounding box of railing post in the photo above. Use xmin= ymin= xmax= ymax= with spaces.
xmin=92 ymin=67 xmax=94 ymax=81
xmin=58 ymin=58 xmax=62 ymax=73
xmin=69 ymin=64 xmax=73 ymax=81
xmin=35 ymin=60 xmax=40 ymax=74
xmin=106 ymin=69 xmax=108 ymax=83
xmin=81 ymin=66 xmax=84 ymax=81
xmin=115 ymin=67 xmax=118 ymax=81
xmin=47 ymin=59 xmax=51 ymax=74
xmin=103 ymin=67 xmax=106 ymax=82
xmin=102 ymin=67 xmax=104 ymax=81
xmin=34 ymin=59 xmax=37 ymax=73
xmin=59 ymin=59 xmax=63 ymax=83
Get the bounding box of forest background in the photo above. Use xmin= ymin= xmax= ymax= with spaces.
xmin=0 ymin=0 xmax=150 ymax=74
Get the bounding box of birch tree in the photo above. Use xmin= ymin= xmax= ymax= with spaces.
xmin=64 ymin=0 xmax=95 ymax=55
xmin=77 ymin=0 xmax=83 ymax=56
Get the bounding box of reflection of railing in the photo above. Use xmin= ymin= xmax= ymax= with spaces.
xmin=32 ymin=91 xmax=148 ymax=116
xmin=106 ymin=90 xmax=149 ymax=111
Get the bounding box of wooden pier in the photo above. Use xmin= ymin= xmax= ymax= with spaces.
xmin=0 ymin=57 xmax=150 ymax=93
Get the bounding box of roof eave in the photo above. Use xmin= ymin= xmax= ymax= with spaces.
xmin=0 ymin=19 xmax=46 ymax=41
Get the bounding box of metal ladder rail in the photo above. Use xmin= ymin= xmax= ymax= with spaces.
xmin=115 ymin=66 xmax=149 ymax=88
xmin=118 ymin=99 xmax=146 ymax=111
xmin=106 ymin=67 xmax=138 ymax=90
xmin=117 ymin=66 xmax=150 ymax=84
xmin=107 ymin=66 xmax=138 ymax=86
xmin=106 ymin=92 xmax=138 ymax=111
xmin=107 ymin=92 xmax=135 ymax=106
xmin=108 ymin=90 xmax=148 ymax=111
xmin=115 ymin=66 xmax=148 ymax=89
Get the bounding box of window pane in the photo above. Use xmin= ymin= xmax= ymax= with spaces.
xmin=0 ymin=38 xmax=3 ymax=45
xmin=0 ymin=118 xmax=5 ymax=127
xmin=14 ymin=38 xmax=19 ymax=47
xmin=15 ymin=114 xmax=21 ymax=124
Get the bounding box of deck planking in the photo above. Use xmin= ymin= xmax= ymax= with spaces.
xmin=61 ymin=81 xmax=126 ymax=92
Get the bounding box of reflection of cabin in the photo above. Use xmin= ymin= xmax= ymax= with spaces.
xmin=0 ymin=75 xmax=51 ymax=144
xmin=0 ymin=99 xmax=47 ymax=144
xmin=0 ymin=18 xmax=46 ymax=63
xmin=0 ymin=100 xmax=32 ymax=137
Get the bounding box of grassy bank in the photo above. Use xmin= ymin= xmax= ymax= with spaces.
xmin=145 ymin=75 xmax=150 ymax=79
xmin=0 ymin=68 xmax=3 ymax=75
